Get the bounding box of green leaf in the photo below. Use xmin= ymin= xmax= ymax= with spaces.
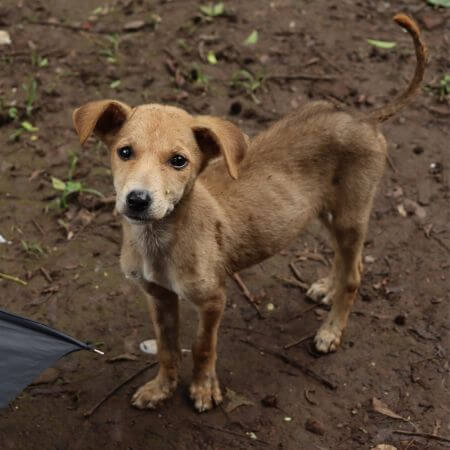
xmin=110 ymin=79 xmax=121 ymax=89
xmin=21 ymin=121 xmax=38 ymax=132
xmin=427 ymin=0 xmax=450 ymax=7
xmin=8 ymin=107 xmax=18 ymax=119
xmin=8 ymin=129 xmax=23 ymax=142
xmin=213 ymin=2 xmax=224 ymax=15
xmin=244 ymin=30 xmax=258 ymax=45
xmin=199 ymin=4 xmax=214 ymax=16
xmin=207 ymin=50 xmax=217 ymax=64
xmin=68 ymin=152 xmax=78 ymax=180
xmin=200 ymin=2 xmax=224 ymax=17
xmin=367 ymin=39 xmax=396 ymax=49
xmin=65 ymin=181 xmax=82 ymax=194
xmin=51 ymin=177 xmax=66 ymax=191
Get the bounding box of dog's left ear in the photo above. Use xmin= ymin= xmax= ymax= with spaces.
xmin=72 ymin=99 xmax=132 ymax=146
xmin=192 ymin=116 xmax=247 ymax=179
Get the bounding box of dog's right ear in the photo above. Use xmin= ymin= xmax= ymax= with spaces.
xmin=72 ymin=100 xmax=131 ymax=146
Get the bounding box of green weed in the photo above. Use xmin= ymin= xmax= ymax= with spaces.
xmin=50 ymin=152 xmax=103 ymax=210
xmin=99 ymin=34 xmax=121 ymax=64
xmin=231 ymin=69 xmax=265 ymax=103
xmin=21 ymin=240 xmax=45 ymax=257
xmin=199 ymin=2 xmax=225 ymax=18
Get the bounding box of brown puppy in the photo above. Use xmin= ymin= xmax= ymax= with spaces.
xmin=73 ymin=14 xmax=427 ymax=412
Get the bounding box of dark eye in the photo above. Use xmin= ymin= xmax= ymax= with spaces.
xmin=117 ymin=146 xmax=133 ymax=160
xmin=169 ymin=154 xmax=188 ymax=169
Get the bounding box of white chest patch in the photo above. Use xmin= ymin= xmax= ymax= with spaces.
xmin=142 ymin=259 xmax=155 ymax=283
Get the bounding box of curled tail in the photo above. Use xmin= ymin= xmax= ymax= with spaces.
xmin=368 ymin=13 xmax=428 ymax=123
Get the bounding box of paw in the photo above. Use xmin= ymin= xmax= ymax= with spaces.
xmin=307 ymin=277 xmax=334 ymax=305
xmin=314 ymin=321 xmax=342 ymax=353
xmin=132 ymin=376 xmax=177 ymax=410
xmin=190 ymin=373 xmax=223 ymax=413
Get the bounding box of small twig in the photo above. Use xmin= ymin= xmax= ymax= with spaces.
xmin=0 ymin=272 xmax=27 ymax=286
xmin=393 ymin=430 xmax=450 ymax=444
xmin=193 ymin=422 xmax=269 ymax=446
xmin=314 ymin=48 xmax=343 ymax=73
xmin=267 ymin=73 xmax=336 ymax=82
xmin=24 ymin=19 xmax=115 ymax=34
xmin=240 ymin=339 xmax=337 ymax=390
xmin=232 ymin=273 xmax=264 ymax=319
xmin=289 ymin=261 xmax=308 ymax=283
xmin=274 ymin=275 xmax=309 ymax=291
xmin=386 ymin=153 xmax=397 ymax=173
xmin=39 ymin=267 xmax=53 ymax=283
xmin=287 ymin=304 xmax=317 ymax=322
xmin=84 ymin=362 xmax=157 ymax=418
xmin=32 ymin=219 xmax=44 ymax=235
xmin=98 ymin=195 xmax=116 ymax=204
xmin=296 ymin=251 xmax=329 ymax=266
xmin=417 ymin=223 xmax=450 ymax=253
xmin=430 ymin=234 xmax=450 ymax=253
xmin=283 ymin=332 xmax=315 ymax=350
xmin=304 ymin=388 xmax=317 ymax=405
xmin=424 ymin=105 xmax=450 ymax=117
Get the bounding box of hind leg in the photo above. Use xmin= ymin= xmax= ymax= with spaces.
xmin=314 ymin=215 xmax=367 ymax=353
xmin=307 ymin=213 xmax=340 ymax=305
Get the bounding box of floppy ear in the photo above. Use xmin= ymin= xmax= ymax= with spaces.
xmin=192 ymin=116 xmax=247 ymax=179
xmin=72 ymin=100 xmax=131 ymax=146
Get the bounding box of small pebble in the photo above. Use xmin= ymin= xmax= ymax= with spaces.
xmin=394 ymin=314 xmax=406 ymax=326
xmin=261 ymin=394 xmax=278 ymax=408
xmin=429 ymin=162 xmax=442 ymax=175
xmin=305 ymin=417 xmax=325 ymax=435
xmin=0 ymin=30 xmax=11 ymax=46
xmin=140 ymin=339 xmax=157 ymax=354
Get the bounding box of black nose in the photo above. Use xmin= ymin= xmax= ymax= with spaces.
xmin=126 ymin=190 xmax=151 ymax=212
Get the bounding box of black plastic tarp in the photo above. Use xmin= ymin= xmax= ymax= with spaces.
xmin=0 ymin=309 xmax=101 ymax=408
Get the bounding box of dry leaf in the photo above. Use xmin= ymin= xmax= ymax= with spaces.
xmin=371 ymin=445 xmax=397 ymax=450
xmin=372 ymin=397 xmax=407 ymax=421
xmin=107 ymin=353 xmax=138 ymax=363
xmin=32 ymin=368 xmax=60 ymax=385
xmin=225 ymin=388 xmax=254 ymax=413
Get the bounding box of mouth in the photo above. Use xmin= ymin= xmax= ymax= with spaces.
xmin=123 ymin=213 xmax=150 ymax=224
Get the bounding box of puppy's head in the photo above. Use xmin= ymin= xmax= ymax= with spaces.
xmin=72 ymin=100 xmax=247 ymax=223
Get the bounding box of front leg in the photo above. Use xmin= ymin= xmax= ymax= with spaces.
xmin=190 ymin=289 xmax=225 ymax=412
xmin=132 ymin=281 xmax=181 ymax=409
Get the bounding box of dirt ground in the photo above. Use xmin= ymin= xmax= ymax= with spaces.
xmin=0 ymin=0 xmax=449 ymax=449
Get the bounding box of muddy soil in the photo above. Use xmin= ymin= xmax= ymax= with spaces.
xmin=0 ymin=0 xmax=449 ymax=449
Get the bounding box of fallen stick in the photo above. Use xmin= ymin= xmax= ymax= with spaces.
xmin=267 ymin=73 xmax=336 ymax=82
xmin=84 ymin=362 xmax=157 ymax=418
xmin=314 ymin=48 xmax=343 ymax=73
xmin=39 ymin=267 xmax=53 ymax=284
xmin=240 ymin=339 xmax=337 ymax=390
xmin=296 ymin=251 xmax=329 ymax=266
xmin=193 ymin=422 xmax=269 ymax=446
xmin=283 ymin=332 xmax=315 ymax=350
xmin=0 ymin=272 xmax=27 ymax=286
xmin=287 ymin=304 xmax=318 ymax=322
xmin=232 ymin=273 xmax=264 ymax=319
xmin=274 ymin=275 xmax=309 ymax=291
xmin=32 ymin=219 xmax=44 ymax=235
xmin=386 ymin=153 xmax=397 ymax=173
xmin=25 ymin=19 xmax=115 ymax=34
xmin=289 ymin=261 xmax=310 ymax=288
xmin=393 ymin=430 xmax=450 ymax=444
